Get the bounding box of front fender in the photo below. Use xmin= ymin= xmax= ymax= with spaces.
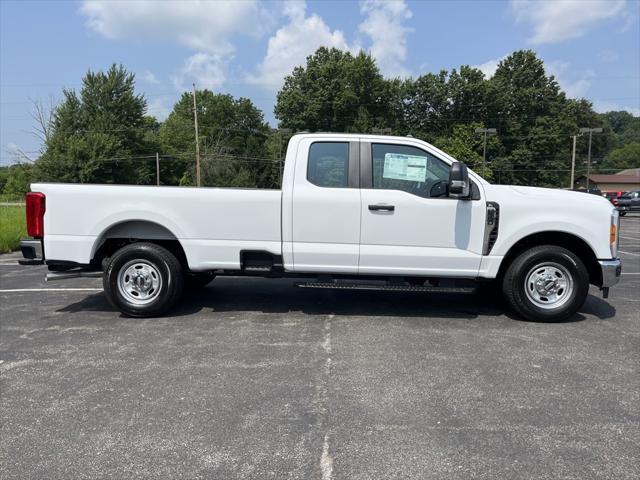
xmin=493 ymin=222 xmax=604 ymax=258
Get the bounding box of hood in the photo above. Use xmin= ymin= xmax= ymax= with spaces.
xmin=484 ymin=184 xmax=613 ymax=209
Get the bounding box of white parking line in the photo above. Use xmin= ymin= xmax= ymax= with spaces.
xmin=619 ymin=250 xmax=640 ymax=256
xmin=0 ymin=288 xmax=102 ymax=293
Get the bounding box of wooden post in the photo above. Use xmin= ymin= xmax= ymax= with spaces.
xmin=570 ymin=135 xmax=577 ymax=190
xmin=156 ymin=152 xmax=160 ymax=186
xmin=192 ymin=83 xmax=201 ymax=187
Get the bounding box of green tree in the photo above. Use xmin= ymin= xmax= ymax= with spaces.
xmin=275 ymin=47 xmax=395 ymax=133
xmin=35 ymin=64 xmax=153 ymax=184
xmin=401 ymin=71 xmax=450 ymax=139
xmin=599 ymin=142 xmax=640 ymax=171
xmin=601 ymin=111 xmax=640 ymax=148
xmin=400 ymin=66 xmax=490 ymax=141
xmin=0 ymin=164 xmax=34 ymax=197
xmin=433 ymin=123 xmax=501 ymax=180
xmin=160 ymin=90 xmax=274 ymax=187
xmin=482 ymin=50 xmax=605 ymax=187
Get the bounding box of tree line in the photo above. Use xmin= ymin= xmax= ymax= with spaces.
xmin=1 ymin=48 xmax=638 ymax=196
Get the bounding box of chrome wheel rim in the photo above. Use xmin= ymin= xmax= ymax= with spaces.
xmin=117 ymin=260 xmax=162 ymax=306
xmin=524 ymin=262 xmax=574 ymax=310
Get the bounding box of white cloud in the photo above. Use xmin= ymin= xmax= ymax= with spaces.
xmin=141 ymin=70 xmax=159 ymax=85
xmin=81 ymin=0 xmax=271 ymax=55
xmin=246 ymin=2 xmax=356 ymax=91
xmin=247 ymin=0 xmax=415 ymax=90
xmin=358 ymin=0 xmax=413 ymax=77
xmin=546 ymin=60 xmax=594 ymax=98
xmin=511 ymin=0 xmax=626 ymax=44
xmin=474 ymin=55 xmax=507 ymax=78
xmin=81 ymin=0 xmax=275 ymax=92
xmin=171 ymin=53 xmax=227 ymax=92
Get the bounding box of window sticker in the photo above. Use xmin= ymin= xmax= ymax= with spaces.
xmin=383 ymin=153 xmax=427 ymax=182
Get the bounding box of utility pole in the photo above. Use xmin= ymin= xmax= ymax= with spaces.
xmin=475 ymin=127 xmax=497 ymax=176
xmin=156 ymin=152 xmax=160 ymax=186
xmin=192 ymin=83 xmax=201 ymax=187
xmin=570 ymin=135 xmax=577 ymax=190
xmin=579 ymin=127 xmax=603 ymax=190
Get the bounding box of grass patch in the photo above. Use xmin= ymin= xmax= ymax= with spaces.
xmin=0 ymin=205 xmax=26 ymax=253
xmin=0 ymin=193 xmax=25 ymax=204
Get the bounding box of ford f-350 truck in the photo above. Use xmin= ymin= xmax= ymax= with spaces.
xmin=19 ymin=133 xmax=621 ymax=321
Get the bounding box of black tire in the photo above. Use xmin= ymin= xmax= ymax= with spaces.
xmin=184 ymin=272 xmax=215 ymax=289
xmin=103 ymin=242 xmax=184 ymax=317
xmin=502 ymin=245 xmax=589 ymax=322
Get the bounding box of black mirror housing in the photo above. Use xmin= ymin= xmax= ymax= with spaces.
xmin=449 ymin=161 xmax=470 ymax=198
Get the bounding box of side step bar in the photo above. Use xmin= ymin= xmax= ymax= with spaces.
xmin=295 ymin=282 xmax=476 ymax=294
xmin=46 ymin=270 xmax=102 ymax=282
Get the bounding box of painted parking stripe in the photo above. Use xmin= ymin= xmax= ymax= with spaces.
xmin=0 ymin=288 xmax=102 ymax=293
xmin=619 ymin=250 xmax=640 ymax=256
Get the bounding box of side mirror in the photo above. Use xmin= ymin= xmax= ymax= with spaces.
xmin=449 ymin=161 xmax=470 ymax=198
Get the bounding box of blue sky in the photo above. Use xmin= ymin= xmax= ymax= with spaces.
xmin=1 ymin=0 xmax=639 ymax=165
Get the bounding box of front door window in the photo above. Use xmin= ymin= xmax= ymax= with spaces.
xmin=371 ymin=144 xmax=450 ymax=198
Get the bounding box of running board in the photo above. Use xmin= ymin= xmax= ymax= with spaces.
xmin=46 ymin=270 xmax=102 ymax=282
xmin=294 ymin=282 xmax=476 ymax=293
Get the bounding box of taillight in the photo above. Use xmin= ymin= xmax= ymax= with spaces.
xmin=26 ymin=192 xmax=46 ymax=238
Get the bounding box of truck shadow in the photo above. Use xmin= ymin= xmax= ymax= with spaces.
xmin=58 ymin=277 xmax=616 ymax=322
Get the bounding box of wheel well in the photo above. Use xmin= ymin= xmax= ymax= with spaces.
xmin=91 ymin=221 xmax=188 ymax=270
xmin=497 ymin=231 xmax=601 ymax=286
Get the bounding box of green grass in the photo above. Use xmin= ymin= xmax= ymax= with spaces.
xmin=0 ymin=205 xmax=26 ymax=253
xmin=0 ymin=193 xmax=25 ymax=204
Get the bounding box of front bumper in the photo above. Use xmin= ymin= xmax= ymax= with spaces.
xmin=599 ymin=259 xmax=622 ymax=288
xmin=18 ymin=238 xmax=44 ymax=265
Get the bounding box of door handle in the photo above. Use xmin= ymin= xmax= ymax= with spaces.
xmin=368 ymin=204 xmax=395 ymax=212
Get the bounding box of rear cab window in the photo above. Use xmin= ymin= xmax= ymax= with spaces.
xmin=307 ymin=142 xmax=349 ymax=188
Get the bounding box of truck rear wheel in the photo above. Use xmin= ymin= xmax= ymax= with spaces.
xmin=103 ymin=242 xmax=184 ymax=317
xmin=502 ymin=245 xmax=589 ymax=322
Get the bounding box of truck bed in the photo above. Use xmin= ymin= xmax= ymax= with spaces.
xmin=33 ymin=183 xmax=282 ymax=270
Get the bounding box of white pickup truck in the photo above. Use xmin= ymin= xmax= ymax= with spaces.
xmin=20 ymin=133 xmax=621 ymax=321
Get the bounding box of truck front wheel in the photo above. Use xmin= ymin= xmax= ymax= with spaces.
xmin=103 ymin=242 xmax=184 ymax=317
xmin=502 ymin=245 xmax=589 ymax=322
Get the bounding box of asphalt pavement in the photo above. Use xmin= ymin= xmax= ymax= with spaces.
xmin=1 ymin=215 xmax=639 ymax=479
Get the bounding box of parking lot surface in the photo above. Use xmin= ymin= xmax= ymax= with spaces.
xmin=1 ymin=216 xmax=639 ymax=479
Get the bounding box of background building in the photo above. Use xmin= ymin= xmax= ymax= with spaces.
xmin=574 ymin=168 xmax=640 ymax=193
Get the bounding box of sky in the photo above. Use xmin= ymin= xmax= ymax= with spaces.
xmin=1 ymin=0 xmax=639 ymax=165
